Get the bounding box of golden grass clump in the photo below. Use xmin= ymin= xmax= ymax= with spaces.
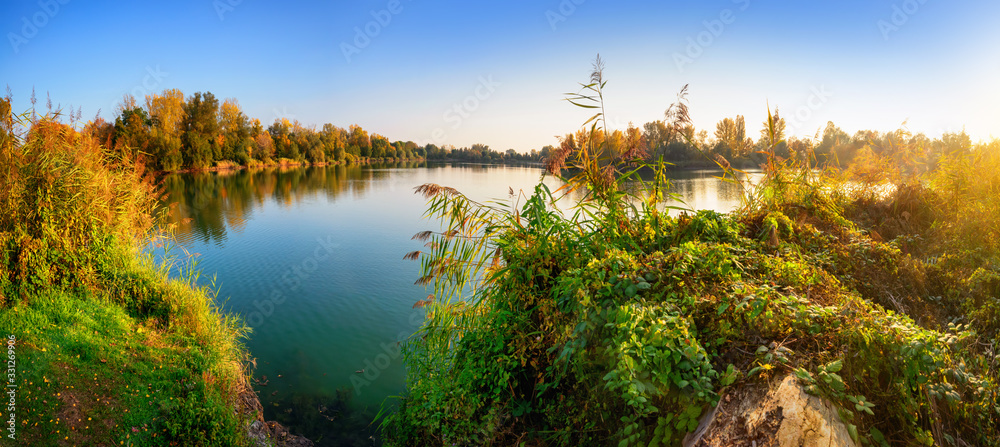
xmin=0 ymin=97 xmax=158 ymax=300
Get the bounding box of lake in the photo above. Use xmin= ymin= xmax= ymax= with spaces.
xmin=154 ymin=162 xmax=750 ymax=445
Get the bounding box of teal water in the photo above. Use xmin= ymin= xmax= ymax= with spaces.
xmin=155 ymin=162 xmax=748 ymax=445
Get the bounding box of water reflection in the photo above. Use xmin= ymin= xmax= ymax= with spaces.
xmin=160 ymin=161 xmax=427 ymax=246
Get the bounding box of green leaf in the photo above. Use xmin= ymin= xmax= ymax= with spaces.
xmin=793 ymin=368 xmax=813 ymax=383
xmin=870 ymin=428 xmax=888 ymax=447
xmin=582 ymin=113 xmax=602 ymax=126
xmin=625 ymin=284 xmax=638 ymax=297
xmin=719 ymin=365 xmax=737 ymax=387
xmin=825 ymin=358 xmax=843 ymax=373
xmin=717 ymin=301 xmax=731 ymax=315
xmin=567 ymin=100 xmax=600 ymax=109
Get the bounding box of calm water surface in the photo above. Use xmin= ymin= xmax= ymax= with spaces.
xmin=155 ymin=162 xmax=750 ymax=445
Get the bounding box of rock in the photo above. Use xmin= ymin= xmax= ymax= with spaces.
xmin=690 ymin=374 xmax=857 ymax=447
xmin=241 ymin=386 xmax=315 ymax=447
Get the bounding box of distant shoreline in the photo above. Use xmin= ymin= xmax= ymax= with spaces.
xmin=159 ymin=156 xmax=425 ymax=175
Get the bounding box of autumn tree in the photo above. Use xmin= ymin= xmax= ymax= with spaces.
xmin=643 ymin=120 xmax=670 ymax=159
xmin=268 ymin=118 xmax=301 ymax=160
xmin=940 ymin=130 xmax=971 ymax=153
xmin=786 ymin=137 xmax=814 ymax=164
xmin=816 ymin=121 xmax=850 ymax=162
xmin=254 ymin=132 xmax=275 ymax=161
xmin=623 ymin=123 xmax=648 ymax=161
xmin=297 ymin=127 xmax=323 ymax=163
xmin=321 ymin=124 xmax=347 ymax=161
xmin=115 ymin=93 xmax=138 ymax=119
xmin=112 ymin=106 xmax=151 ymax=158
xmin=146 ymin=89 xmax=185 ymax=138
xmin=219 ymin=98 xmax=252 ymax=163
xmin=83 ymin=117 xmax=115 ymax=151
xmin=348 ymin=124 xmax=370 ymax=157
xmin=714 ymin=115 xmax=752 ymax=158
xmin=143 ymin=89 xmax=186 ymax=169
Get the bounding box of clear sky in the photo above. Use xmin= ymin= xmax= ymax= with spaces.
xmin=2 ymin=0 xmax=998 ymax=152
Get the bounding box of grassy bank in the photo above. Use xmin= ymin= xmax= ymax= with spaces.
xmin=383 ymin=69 xmax=1000 ymax=446
xmin=0 ymin=98 xmax=271 ymax=445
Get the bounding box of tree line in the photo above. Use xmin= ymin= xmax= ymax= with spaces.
xmin=66 ymin=89 xmax=548 ymax=172
xmin=545 ymin=84 xmax=978 ymax=173
xmin=554 ymin=106 xmax=975 ymax=172
xmin=20 ymin=87 xmax=979 ymax=173
xmin=80 ymin=89 xmax=436 ymax=171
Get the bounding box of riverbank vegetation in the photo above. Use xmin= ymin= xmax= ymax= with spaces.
xmin=0 ymin=96 xmax=266 ymax=445
xmin=385 ymin=59 xmax=1000 ymax=446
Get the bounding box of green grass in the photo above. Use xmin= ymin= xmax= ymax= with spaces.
xmin=0 ymin=287 xmax=239 ymax=445
xmin=0 ymin=240 xmax=254 ymax=446
xmin=0 ymin=97 xmax=260 ymax=446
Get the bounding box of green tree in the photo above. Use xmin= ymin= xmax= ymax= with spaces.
xmin=371 ymin=133 xmax=390 ymax=158
xmin=149 ymin=132 xmax=183 ymax=171
xmin=403 ymin=141 xmax=419 ymax=158
xmin=349 ymin=124 xmax=370 ymax=157
xmin=183 ymin=131 xmax=213 ymax=168
xmin=182 ymin=92 xmax=220 ymax=165
xmin=219 ymin=98 xmax=251 ymax=163
xmin=113 ymin=106 xmax=152 ymax=158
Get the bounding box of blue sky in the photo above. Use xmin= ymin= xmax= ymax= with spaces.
xmin=2 ymin=0 xmax=998 ymax=151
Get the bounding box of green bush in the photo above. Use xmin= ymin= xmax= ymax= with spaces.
xmin=383 ymin=60 xmax=1000 ymax=447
